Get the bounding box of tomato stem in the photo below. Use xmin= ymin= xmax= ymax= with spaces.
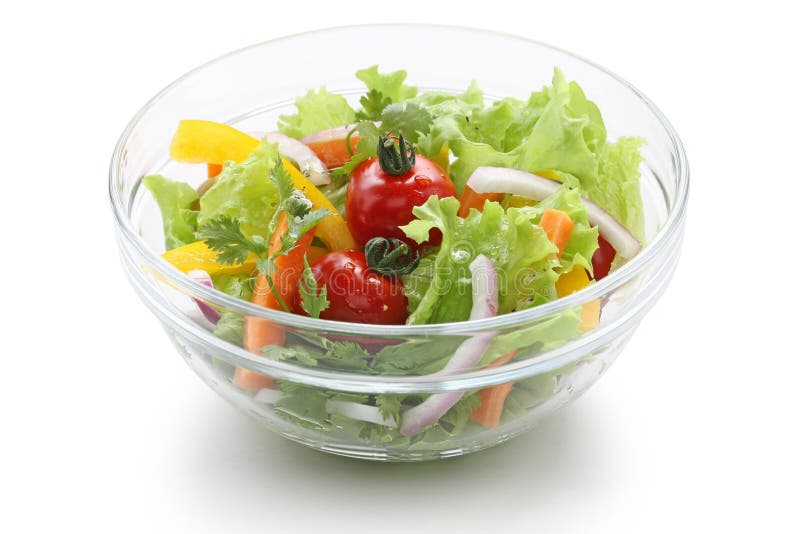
xmin=365 ymin=237 xmax=420 ymax=276
xmin=377 ymin=134 xmax=416 ymax=176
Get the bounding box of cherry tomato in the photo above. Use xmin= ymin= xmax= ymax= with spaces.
xmin=293 ymin=251 xmax=408 ymax=325
xmin=346 ymin=135 xmax=456 ymax=248
xmin=591 ymin=234 xmax=617 ymax=280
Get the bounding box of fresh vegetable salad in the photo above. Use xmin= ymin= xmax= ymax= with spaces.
xmin=144 ymin=66 xmax=644 ymax=441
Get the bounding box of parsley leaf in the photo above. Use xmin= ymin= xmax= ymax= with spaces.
xmin=298 ymin=256 xmax=330 ymax=319
xmin=198 ymin=215 xmax=268 ymax=265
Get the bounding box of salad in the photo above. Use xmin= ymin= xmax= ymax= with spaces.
xmin=144 ymin=66 xmax=644 ymax=442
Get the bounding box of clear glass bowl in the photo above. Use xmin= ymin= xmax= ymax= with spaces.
xmin=109 ymin=25 xmax=688 ymax=461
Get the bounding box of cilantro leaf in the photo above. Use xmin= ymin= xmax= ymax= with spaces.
xmin=274 ymin=383 xmax=331 ymax=430
xmin=438 ymin=394 xmax=481 ymax=435
xmin=380 ymin=101 xmax=433 ymax=144
xmin=213 ymin=311 xmax=244 ymax=347
xmin=269 ymin=163 xmax=331 ymax=258
xmin=375 ymin=394 xmax=404 ymax=422
xmin=197 ymin=215 xmax=268 ymax=265
xmin=317 ymin=342 xmax=370 ymax=371
xmin=371 ymin=336 xmax=465 ymax=375
xmin=262 ymin=344 xmax=320 ymax=366
xmin=298 ymin=256 xmax=330 ymax=319
xmin=355 ymin=89 xmax=392 ymax=121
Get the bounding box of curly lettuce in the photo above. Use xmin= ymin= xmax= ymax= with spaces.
xmin=399 ymin=69 xmax=644 ymax=240
xmin=278 ymin=87 xmax=357 ymax=139
xmin=400 ymin=196 xmax=560 ymax=324
xmin=141 ymin=175 xmax=198 ymax=250
xmin=196 ymin=139 xmax=282 ymax=239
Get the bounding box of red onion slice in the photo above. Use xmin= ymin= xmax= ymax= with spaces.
xmin=299 ymin=125 xmax=357 ymax=145
xmin=263 ymin=132 xmax=330 ymax=185
xmin=187 ymin=270 xmax=221 ymax=325
xmin=400 ymin=255 xmax=499 ymax=437
xmin=467 ymin=166 xmax=642 ymax=259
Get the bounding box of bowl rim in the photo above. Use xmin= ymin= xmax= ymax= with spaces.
xmin=109 ymin=23 xmax=689 ymax=337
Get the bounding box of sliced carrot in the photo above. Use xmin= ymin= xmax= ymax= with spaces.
xmin=237 ymin=212 xmax=316 ymax=392
xmin=305 ymin=135 xmax=360 ymax=168
xmin=470 ymin=383 xmax=514 ymax=428
xmin=539 ymin=208 xmax=574 ymax=257
xmin=458 ymin=185 xmax=504 ymax=217
xmin=207 ymin=163 xmax=223 ymax=178
xmin=469 ymin=350 xmax=518 ymax=428
xmin=232 ymin=367 xmax=275 ymax=393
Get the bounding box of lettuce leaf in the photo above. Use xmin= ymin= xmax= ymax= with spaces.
xmin=355 ymin=65 xmax=417 ymax=102
xmin=593 ymin=137 xmax=646 ymax=242
xmin=278 ymin=87 xmax=356 ymax=139
xmin=196 ymin=140 xmax=281 ymax=239
xmin=141 ymin=174 xmax=198 ymax=250
xmin=400 ymin=69 xmax=644 ymax=243
xmin=400 ymin=196 xmax=559 ymax=324
xmin=515 ymin=186 xmax=599 ymax=276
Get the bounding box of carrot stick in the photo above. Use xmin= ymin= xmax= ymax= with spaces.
xmin=539 ymin=208 xmax=574 ymax=257
xmin=469 ymin=350 xmax=518 ymax=428
xmin=458 ymin=185 xmax=504 ymax=218
xmin=305 ymin=135 xmax=360 ymax=169
xmin=207 ymin=163 xmax=223 ymax=178
xmin=236 ymin=212 xmax=315 ymax=392
xmin=470 ymin=383 xmax=514 ymax=428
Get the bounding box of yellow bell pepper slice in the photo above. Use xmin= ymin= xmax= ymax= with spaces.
xmin=537 ymin=169 xmax=560 ymax=181
xmin=162 ymin=241 xmax=255 ymax=276
xmin=168 ymin=119 xmax=356 ymax=252
xmin=170 ymin=120 xmax=260 ymax=164
xmin=281 ymin=159 xmax=356 ymax=251
xmin=556 ymin=267 xmax=600 ymax=332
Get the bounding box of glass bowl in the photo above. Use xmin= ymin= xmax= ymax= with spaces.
xmin=109 ymin=25 xmax=688 ymax=461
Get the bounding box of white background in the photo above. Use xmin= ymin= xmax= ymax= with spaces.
xmin=2 ymin=1 xmax=798 ymax=532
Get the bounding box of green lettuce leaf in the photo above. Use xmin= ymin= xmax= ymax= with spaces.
xmin=515 ymin=185 xmax=599 ymax=276
xmin=278 ymin=87 xmax=356 ymax=139
xmin=355 ymin=65 xmax=418 ymax=102
xmin=513 ymin=69 xmax=605 ymax=180
xmin=401 ymin=69 xmax=644 ymax=244
xmin=142 ymin=174 xmax=198 ymax=250
xmin=593 ymin=136 xmax=646 ymax=242
xmin=481 ymin=308 xmax=582 ymax=365
xmin=400 ymin=196 xmax=559 ymax=324
xmin=212 ymin=274 xmax=253 ymax=300
xmin=400 ymin=253 xmax=436 ymax=317
xmin=197 ymin=140 xmax=281 ymax=239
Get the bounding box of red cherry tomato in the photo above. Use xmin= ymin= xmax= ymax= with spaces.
xmin=345 ymin=136 xmax=456 ymax=248
xmin=293 ymin=251 xmax=408 ymax=325
xmin=591 ymin=234 xmax=617 ymax=280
